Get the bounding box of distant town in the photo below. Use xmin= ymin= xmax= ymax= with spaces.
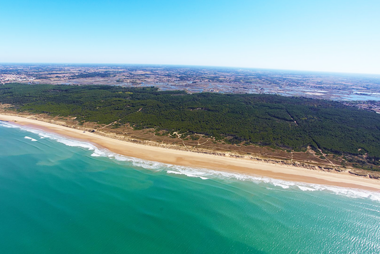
xmin=2 ymin=63 xmax=380 ymax=112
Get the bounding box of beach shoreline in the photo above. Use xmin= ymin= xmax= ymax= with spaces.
xmin=1 ymin=113 xmax=379 ymax=192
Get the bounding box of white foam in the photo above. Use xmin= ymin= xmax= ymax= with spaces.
xmin=162 ymin=166 xmax=380 ymax=202
xmin=167 ymin=170 xmax=182 ymax=175
xmin=25 ymin=136 xmax=37 ymax=142
xmin=1 ymin=121 xmax=100 ymax=155
xmin=1 ymin=120 xmax=380 ymax=202
xmin=167 ymin=168 xmax=209 ymax=180
xmin=0 ymin=122 xmax=19 ymax=129
xmin=298 ymin=186 xmax=316 ymax=191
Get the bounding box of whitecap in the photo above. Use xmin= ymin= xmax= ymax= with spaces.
xmin=298 ymin=186 xmax=316 ymax=191
xmin=0 ymin=121 xmax=19 ymax=129
xmin=24 ymin=136 xmax=37 ymax=142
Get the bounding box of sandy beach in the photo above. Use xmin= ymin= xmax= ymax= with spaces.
xmin=1 ymin=113 xmax=379 ymax=192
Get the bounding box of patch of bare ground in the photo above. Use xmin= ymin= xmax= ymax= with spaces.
xmin=0 ymin=103 xmax=12 ymax=109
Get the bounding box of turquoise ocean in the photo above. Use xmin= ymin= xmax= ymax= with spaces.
xmin=0 ymin=121 xmax=380 ymax=254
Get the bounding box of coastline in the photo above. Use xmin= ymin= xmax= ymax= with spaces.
xmin=1 ymin=113 xmax=379 ymax=192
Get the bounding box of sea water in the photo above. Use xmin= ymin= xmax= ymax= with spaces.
xmin=0 ymin=122 xmax=379 ymax=254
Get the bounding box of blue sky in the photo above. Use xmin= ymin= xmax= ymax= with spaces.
xmin=1 ymin=0 xmax=379 ymax=74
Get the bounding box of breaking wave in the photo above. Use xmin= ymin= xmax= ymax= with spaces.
xmin=25 ymin=136 xmax=37 ymax=142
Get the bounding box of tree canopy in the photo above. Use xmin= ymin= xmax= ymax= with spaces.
xmin=1 ymin=83 xmax=380 ymax=162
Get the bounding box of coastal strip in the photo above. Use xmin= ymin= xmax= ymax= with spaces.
xmin=0 ymin=113 xmax=379 ymax=192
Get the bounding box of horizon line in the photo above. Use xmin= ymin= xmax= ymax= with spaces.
xmin=1 ymin=62 xmax=380 ymax=77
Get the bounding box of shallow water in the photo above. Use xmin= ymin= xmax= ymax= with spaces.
xmin=1 ymin=122 xmax=380 ymax=253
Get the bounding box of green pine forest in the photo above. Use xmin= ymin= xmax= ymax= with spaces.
xmin=1 ymin=83 xmax=380 ymax=169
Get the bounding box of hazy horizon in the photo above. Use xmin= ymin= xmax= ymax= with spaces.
xmin=2 ymin=62 xmax=380 ymax=77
